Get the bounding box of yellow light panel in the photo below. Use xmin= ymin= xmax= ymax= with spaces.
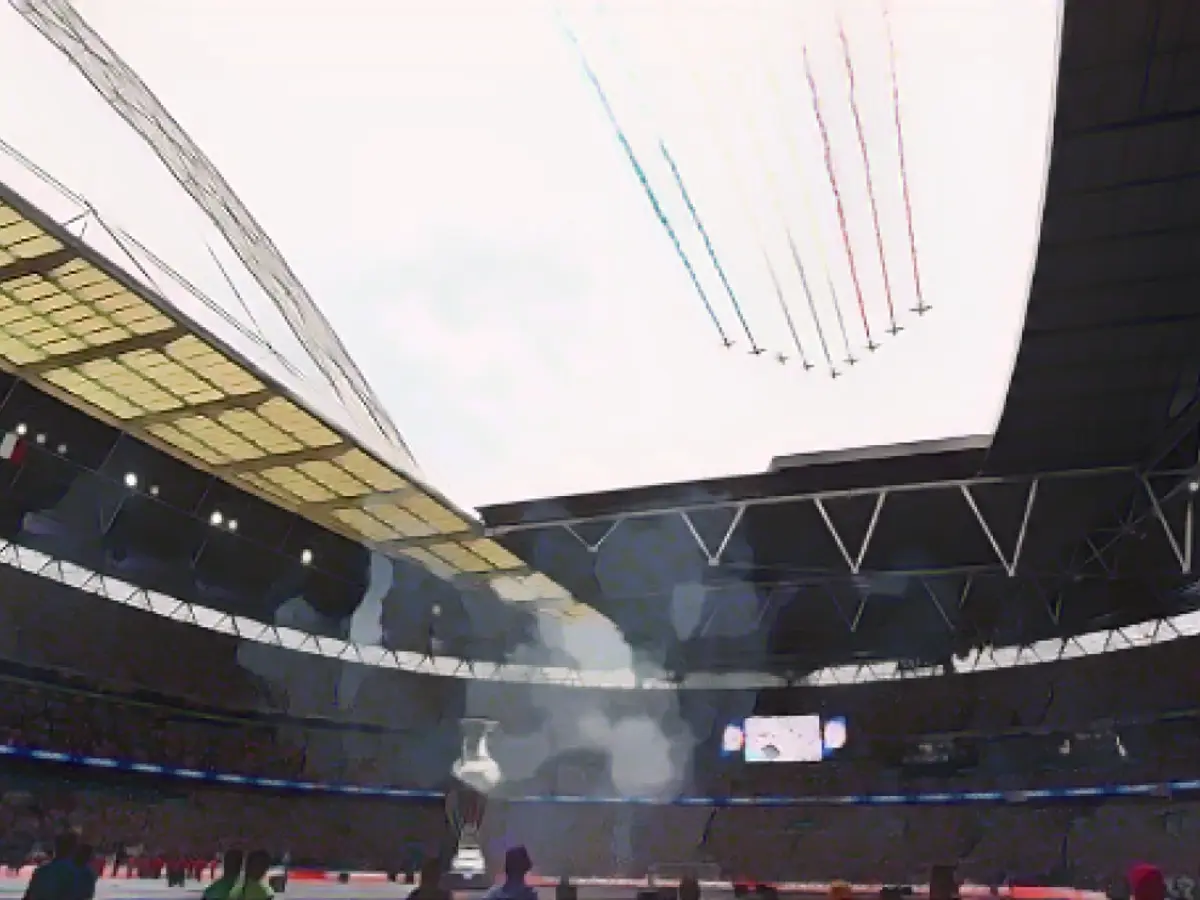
xmin=0 ymin=200 xmax=549 ymax=595
xmin=146 ymin=421 xmax=230 ymax=465
xmin=122 ymin=348 xmax=225 ymax=406
xmin=333 ymin=508 xmax=399 ymax=543
xmin=402 ymin=492 xmax=469 ymax=532
xmin=165 ymin=336 xmax=263 ymax=397
xmin=336 ymin=449 xmax=408 ymax=492
xmin=0 ymin=215 xmax=60 ymax=259
xmin=397 ymin=547 xmax=459 ymax=578
xmin=296 ymin=459 xmax=370 ymax=499
xmin=365 ymin=504 xmax=432 ymax=538
xmin=43 ymin=367 xmax=143 ymax=420
xmin=256 ymin=396 xmax=340 ymax=448
xmin=428 ymin=542 xmax=492 ymax=574
xmin=218 ymin=409 xmax=304 ymax=455
xmin=465 ymin=539 xmax=525 ymax=570
xmin=257 ymin=465 xmax=339 ymax=504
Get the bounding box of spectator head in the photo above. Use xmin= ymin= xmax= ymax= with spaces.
xmin=244 ymin=850 xmax=272 ymax=883
xmin=504 ymin=846 xmax=532 ymax=881
xmin=72 ymin=844 xmax=93 ymax=867
xmin=1129 ymin=865 xmax=1166 ymax=900
xmin=680 ymin=875 xmax=702 ymax=900
xmin=222 ymin=849 xmax=245 ymax=877
xmin=419 ymin=857 xmax=442 ymax=886
xmin=53 ymin=833 xmax=78 ymax=860
xmin=830 ymin=882 xmax=854 ymax=900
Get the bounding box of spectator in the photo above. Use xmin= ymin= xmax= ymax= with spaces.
xmin=70 ymin=845 xmax=96 ymax=900
xmin=679 ymin=875 xmax=701 ymax=900
xmin=482 ymin=846 xmax=537 ymax=900
xmin=231 ymin=850 xmax=274 ymax=900
xmin=22 ymin=833 xmax=89 ymax=900
xmin=204 ymin=850 xmax=245 ymax=900
xmin=408 ymin=857 xmax=451 ymax=900
xmin=1129 ymin=865 xmax=1166 ymax=900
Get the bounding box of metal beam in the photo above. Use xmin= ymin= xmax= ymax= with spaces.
xmin=377 ymin=530 xmax=478 ymax=551
xmin=563 ymin=521 xmax=620 ymax=554
xmin=301 ymin=486 xmax=420 ymax=514
xmin=680 ymin=504 xmax=747 ymax=567
xmin=484 ymin=466 xmax=1132 ymax=536
xmin=960 ymin=479 xmax=1039 ymax=577
xmin=25 ymin=325 xmax=187 ymax=374
xmin=1141 ymin=474 xmax=1193 ymax=574
xmin=814 ymin=491 xmax=886 ymax=575
xmin=0 ymin=247 xmax=76 ymax=283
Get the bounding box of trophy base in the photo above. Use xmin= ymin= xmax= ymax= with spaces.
xmin=445 ymin=844 xmax=488 ymax=889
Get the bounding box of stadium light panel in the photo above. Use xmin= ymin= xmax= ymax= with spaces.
xmin=34 ymin=432 xmax=44 ymax=444
xmin=209 ymin=510 xmax=223 ymax=526
xmin=55 ymin=442 xmax=65 ymax=454
xmin=300 ymin=549 xmax=313 ymax=565
xmin=227 ymin=518 xmax=238 ymax=532
xmin=123 ymin=472 xmax=137 ymax=488
xmin=0 ymin=189 xmax=572 ymax=607
xmin=15 ymin=423 xmax=26 ymax=435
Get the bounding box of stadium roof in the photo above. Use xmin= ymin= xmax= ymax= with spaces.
xmin=479 ymin=0 xmax=1200 ymax=673
xmin=986 ymin=0 xmax=1200 ymax=474
xmin=0 ymin=178 xmax=576 ymax=608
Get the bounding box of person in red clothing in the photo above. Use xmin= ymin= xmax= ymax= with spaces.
xmin=1129 ymin=865 xmax=1167 ymax=900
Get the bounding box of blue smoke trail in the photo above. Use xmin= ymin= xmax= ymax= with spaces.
xmin=560 ymin=20 xmax=735 ymax=349
xmin=658 ymin=142 xmax=763 ymax=355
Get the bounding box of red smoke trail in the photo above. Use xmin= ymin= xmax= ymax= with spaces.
xmin=883 ymin=1 xmax=928 ymax=314
xmin=839 ymin=20 xmax=899 ymax=335
xmin=803 ymin=50 xmax=877 ymax=350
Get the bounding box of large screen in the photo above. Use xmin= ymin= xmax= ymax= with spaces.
xmin=745 ymin=715 xmax=823 ymax=763
xmin=722 ymin=715 xmax=848 ymax=763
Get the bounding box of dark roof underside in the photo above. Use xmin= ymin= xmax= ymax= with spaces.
xmin=987 ymin=0 xmax=1200 ymax=472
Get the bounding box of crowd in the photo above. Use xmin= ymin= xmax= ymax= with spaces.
xmin=1 ymin=766 xmax=1198 ymax=888
xmin=0 ymin=576 xmax=1197 ymax=889
xmin=2 ymin=664 xmax=1199 ymax=800
xmin=0 ymin=680 xmax=306 ymax=780
xmin=18 ymin=838 xmax=278 ymax=900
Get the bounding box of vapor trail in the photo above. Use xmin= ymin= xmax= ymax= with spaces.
xmin=839 ymin=20 xmax=900 ymax=335
xmin=560 ymin=21 xmax=735 ymax=348
xmin=883 ymin=1 xmax=929 ymax=315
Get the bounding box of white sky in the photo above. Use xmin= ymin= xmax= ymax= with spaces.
xmin=0 ymin=0 xmax=1060 ymax=509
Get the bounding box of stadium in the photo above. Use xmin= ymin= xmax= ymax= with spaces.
xmin=1 ymin=0 xmax=1199 ymax=898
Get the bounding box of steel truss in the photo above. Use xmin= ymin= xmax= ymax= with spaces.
xmin=487 ymin=464 xmax=1198 ymax=578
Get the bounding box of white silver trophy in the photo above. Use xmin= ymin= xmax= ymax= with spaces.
xmin=446 ymin=718 xmax=501 ymax=882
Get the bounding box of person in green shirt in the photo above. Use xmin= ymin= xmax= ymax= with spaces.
xmin=231 ymin=850 xmax=274 ymax=900
xmin=203 ymin=850 xmax=244 ymax=900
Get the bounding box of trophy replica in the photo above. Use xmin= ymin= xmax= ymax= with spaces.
xmin=446 ymin=718 xmax=501 ymax=885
